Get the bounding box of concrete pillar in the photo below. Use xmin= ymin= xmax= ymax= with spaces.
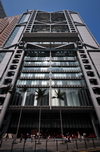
xmin=90 ymin=113 xmax=100 ymax=138
xmin=0 ymin=93 xmax=11 ymax=129
xmin=2 ymin=113 xmax=12 ymax=133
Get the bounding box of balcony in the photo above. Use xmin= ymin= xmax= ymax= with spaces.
xmin=24 ymin=64 xmax=50 ymax=67
xmin=16 ymin=85 xmax=49 ymax=88
xmin=21 ymin=70 xmax=49 ymax=73
xmin=51 ymin=64 xmax=78 ymax=67
xmin=52 ymin=70 xmax=81 ymax=73
xmin=19 ymin=77 xmax=49 ymax=80
xmin=52 ymin=77 xmax=82 ymax=80
xmin=51 ymin=85 xmax=84 ymax=88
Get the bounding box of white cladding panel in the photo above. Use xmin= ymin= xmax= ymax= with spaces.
xmin=77 ymin=26 xmax=98 ymax=48
xmin=71 ymin=14 xmax=83 ymax=23
xmin=89 ymin=52 xmax=100 ymax=76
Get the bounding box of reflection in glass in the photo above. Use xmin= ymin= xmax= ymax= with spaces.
xmin=52 ymin=88 xmax=91 ymax=106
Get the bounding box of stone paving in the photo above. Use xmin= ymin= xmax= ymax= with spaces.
xmin=0 ymin=138 xmax=100 ymax=152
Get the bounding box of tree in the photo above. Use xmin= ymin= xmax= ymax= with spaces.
xmin=35 ymin=88 xmax=47 ymax=139
xmin=52 ymin=89 xmax=65 ymax=105
xmin=14 ymin=86 xmax=29 ymax=142
xmin=52 ymin=89 xmax=65 ymax=140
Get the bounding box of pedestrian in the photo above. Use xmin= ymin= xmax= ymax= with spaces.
xmin=81 ymin=135 xmax=84 ymax=139
xmin=64 ymin=136 xmax=67 ymax=143
xmin=37 ymin=132 xmax=39 ymax=138
xmin=83 ymin=132 xmax=86 ymax=138
xmin=67 ymin=134 xmax=70 ymax=142
xmin=5 ymin=133 xmax=8 ymax=141
xmin=70 ymin=136 xmax=72 ymax=142
xmin=24 ymin=133 xmax=29 ymax=142
xmin=20 ymin=134 xmax=23 ymax=143
xmin=31 ymin=134 xmax=33 ymax=142
xmin=77 ymin=131 xmax=81 ymax=139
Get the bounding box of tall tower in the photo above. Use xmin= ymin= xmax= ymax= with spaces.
xmin=0 ymin=0 xmax=6 ymax=18
xmin=0 ymin=10 xmax=100 ymax=137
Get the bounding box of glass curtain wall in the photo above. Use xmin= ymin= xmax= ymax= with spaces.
xmin=10 ymin=49 xmax=92 ymax=107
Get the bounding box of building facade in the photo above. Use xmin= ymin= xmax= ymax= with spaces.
xmin=0 ymin=15 xmax=21 ymax=47
xmin=0 ymin=10 xmax=100 ymax=137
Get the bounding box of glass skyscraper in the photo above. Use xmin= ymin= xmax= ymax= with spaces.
xmin=0 ymin=10 xmax=100 ymax=137
xmin=0 ymin=0 xmax=6 ymax=18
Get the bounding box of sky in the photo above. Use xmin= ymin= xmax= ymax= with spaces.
xmin=2 ymin=0 xmax=100 ymax=45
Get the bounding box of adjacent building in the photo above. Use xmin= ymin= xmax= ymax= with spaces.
xmin=0 ymin=10 xmax=100 ymax=137
xmin=0 ymin=0 xmax=6 ymax=18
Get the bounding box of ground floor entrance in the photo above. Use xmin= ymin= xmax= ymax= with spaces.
xmin=5 ymin=109 xmax=98 ymax=138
